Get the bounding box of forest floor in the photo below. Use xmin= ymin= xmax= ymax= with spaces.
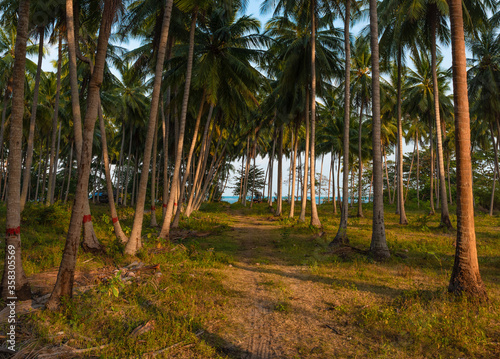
xmin=0 ymin=200 xmax=499 ymax=358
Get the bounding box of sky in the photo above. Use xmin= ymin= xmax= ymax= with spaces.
xmin=28 ymin=2 xmax=462 ymax=199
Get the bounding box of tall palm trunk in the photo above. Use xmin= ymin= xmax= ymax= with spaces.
xmin=47 ymin=0 xmax=116 ymax=309
xmin=299 ymin=91 xmax=310 ymax=221
xmin=357 ymin=101 xmax=364 ymax=217
xmin=275 ymin=125 xmax=283 ymax=216
xmin=243 ymin=137 xmax=251 ymax=206
xmin=150 ymin=124 xmax=159 ymax=227
xmin=98 ymin=100 xmax=127 ymax=242
xmin=1 ymin=0 xmax=31 ymax=300
xmin=159 ymin=10 xmax=197 ymax=241
xmin=369 ymin=0 xmax=389 ymax=260
xmin=396 ymin=47 xmax=408 ymax=224
xmin=332 ymin=2 xmax=350 ymax=244
xmin=20 ymin=27 xmax=44 ymax=210
xmin=448 ymin=0 xmax=486 ymax=299
xmin=47 ymin=34 xmax=63 ymax=205
xmin=430 ymin=11 xmax=452 ymax=229
xmin=172 ymin=94 xmax=207 ymax=227
xmin=125 ymin=0 xmax=174 ymax=252
xmin=310 ymin=0 xmax=321 ymax=227
xmin=289 ymin=124 xmax=299 ymax=217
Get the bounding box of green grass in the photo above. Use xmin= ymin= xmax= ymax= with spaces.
xmin=0 ymin=199 xmax=498 ymax=358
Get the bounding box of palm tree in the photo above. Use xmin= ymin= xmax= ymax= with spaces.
xmin=448 ymin=0 xmax=487 ymax=300
xmin=20 ymin=26 xmax=46 ymax=210
xmin=47 ymin=0 xmax=118 ymax=310
xmin=125 ymin=0 xmax=174 ymax=254
xmin=0 ymin=0 xmax=31 ymax=301
xmin=368 ymin=0 xmax=389 ymax=260
xmin=159 ymin=4 xmax=200 ymax=240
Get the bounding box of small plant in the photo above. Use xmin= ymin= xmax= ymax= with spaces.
xmin=99 ymin=271 xmax=125 ymax=297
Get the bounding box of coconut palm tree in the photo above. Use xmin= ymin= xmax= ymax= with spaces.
xmin=47 ymin=0 xmax=119 ymax=310
xmin=368 ymin=0 xmax=389 ymax=260
xmin=1 ymin=0 xmax=32 ymax=301
xmin=125 ymin=0 xmax=174 ymax=254
xmin=448 ymin=0 xmax=487 ymax=300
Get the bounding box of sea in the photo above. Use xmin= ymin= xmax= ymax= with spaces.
xmin=220 ymin=196 xmax=369 ymax=204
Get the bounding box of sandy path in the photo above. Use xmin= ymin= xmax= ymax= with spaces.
xmin=210 ymin=215 xmax=355 ymax=359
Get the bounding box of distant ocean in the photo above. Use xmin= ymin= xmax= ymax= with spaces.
xmin=220 ymin=196 xmax=369 ymax=204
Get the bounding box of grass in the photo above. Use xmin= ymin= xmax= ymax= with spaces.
xmin=0 ymin=199 xmax=499 ymax=358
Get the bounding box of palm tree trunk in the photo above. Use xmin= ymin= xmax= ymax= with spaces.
xmin=150 ymin=122 xmax=159 ymax=227
xmin=64 ymin=142 xmax=73 ymax=204
xmin=131 ymin=150 xmax=138 ymax=206
xmin=310 ymin=0 xmax=321 ymax=227
xmin=123 ymin=126 xmax=133 ymax=206
xmin=289 ymin=125 xmax=299 ymax=217
xmin=448 ymin=0 xmax=486 ymax=299
xmin=124 ymin=0 xmax=174 ymax=252
xmin=276 ymin=125 xmax=283 ymax=216
xmin=158 ymin=9 xmax=197 ymax=241
xmin=318 ymin=154 xmax=324 ymax=205
xmin=47 ymin=0 xmax=116 ymax=309
xmin=35 ymin=143 xmax=42 ymax=202
xmin=417 ymin=130 xmax=420 ymax=208
xmin=20 ymin=27 xmax=44 ymax=210
xmin=1 ymin=0 xmax=31 ymax=300
xmin=383 ymin=147 xmax=392 ymax=204
xmin=332 ymin=3 xmax=350 ymax=243
xmin=47 ymin=34 xmax=62 ymax=206
xmin=430 ymin=11 xmax=452 ymax=229
xmin=268 ymin=129 xmax=276 ymax=207
xmin=328 ymin=151 xmax=332 ymax=203
xmin=115 ymin=126 xmax=125 ymax=203
xmin=332 ymin=152 xmax=337 ymax=214
xmin=358 ymin=101 xmax=364 ymax=217
xmin=300 ymin=91 xmax=310 ymax=221
xmin=172 ymin=94 xmax=208 ymax=227
xmin=405 ymin=139 xmax=417 ymax=203
xmin=41 ymin=146 xmax=49 ymax=200
xmin=368 ymin=0 xmax=389 ymax=260
xmin=185 ymin=105 xmax=213 ymax=216
xmin=243 ymin=137 xmax=251 ymax=206
xmin=429 ymin=126 xmax=435 ymax=213
xmin=396 ymin=47 xmax=408 ymax=224
xmin=98 ymin=100 xmax=128 ymax=242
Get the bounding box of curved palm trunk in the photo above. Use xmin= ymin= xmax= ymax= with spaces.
xmin=158 ymin=10 xmax=197 ymax=241
xmin=47 ymin=0 xmax=116 ymax=310
xmin=299 ymin=91 xmax=310 ymax=221
xmin=331 ymin=2 xmax=350 ymax=245
xmin=123 ymin=126 xmax=133 ymax=206
xmin=47 ymin=34 xmax=63 ymax=205
xmin=430 ymin=12 xmax=452 ymax=229
xmin=125 ymin=0 xmax=174 ymax=252
xmin=369 ymin=0 xmax=389 ymax=260
xmin=20 ymin=28 xmax=44 ymax=210
xmin=185 ymin=105 xmax=214 ymax=217
xmin=310 ymin=0 xmax=321 ymax=227
xmin=98 ymin=100 xmax=127 ymax=242
xmin=1 ymin=0 xmax=31 ymax=301
xmin=172 ymin=94 xmax=207 ymax=227
xmin=396 ymin=47 xmax=408 ymax=224
xmin=289 ymin=125 xmax=299 ymax=217
xmin=357 ymin=101 xmax=364 ymax=218
xmin=448 ymin=0 xmax=486 ymax=299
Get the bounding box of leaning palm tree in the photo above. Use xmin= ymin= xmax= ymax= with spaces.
xmin=0 ymin=0 xmax=31 ymax=301
xmin=447 ymin=0 xmax=487 ymax=300
xmin=47 ymin=0 xmax=118 ymax=310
